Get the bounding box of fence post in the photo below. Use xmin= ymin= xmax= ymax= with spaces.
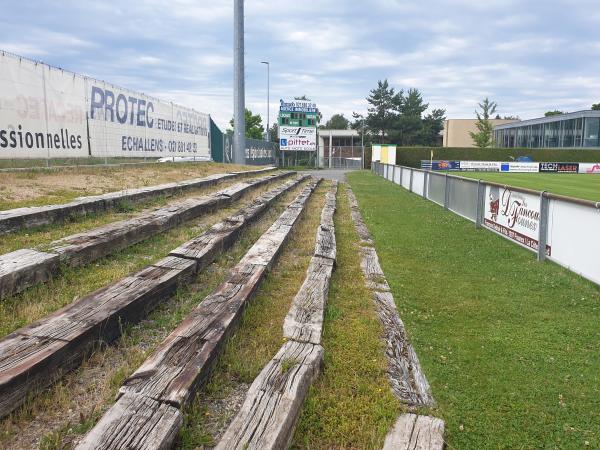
xmin=537 ymin=192 xmax=550 ymax=261
xmin=423 ymin=171 xmax=428 ymax=198
xmin=443 ymin=173 xmax=450 ymax=209
xmin=399 ymin=166 xmax=403 ymax=187
xmin=475 ymin=180 xmax=485 ymax=228
xmin=409 ymin=168 xmax=414 ymax=192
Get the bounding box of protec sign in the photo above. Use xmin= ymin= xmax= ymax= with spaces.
xmin=0 ymin=52 xmax=210 ymax=160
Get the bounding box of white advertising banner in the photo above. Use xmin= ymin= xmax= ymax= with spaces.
xmin=578 ymin=163 xmax=600 ymax=174
xmin=87 ymin=81 xmax=209 ymax=159
xmin=460 ymin=161 xmax=501 ymax=171
xmin=483 ymin=185 xmax=551 ymax=255
xmin=0 ymin=53 xmax=88 ymax=158
xmin=279 ymin=126 xmax=316 ymax=151
xmin=500 ymin=162 xmax=539 ymax=173
xmin=0 ymin=52 xmax=210 ymax=160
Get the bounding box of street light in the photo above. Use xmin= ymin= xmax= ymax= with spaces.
xmin=261 ymin=61 xmax=270 ymax=141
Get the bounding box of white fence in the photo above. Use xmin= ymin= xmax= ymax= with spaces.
xmin=373 ymin=162 xmax=600 ymax=286
xmin=0 ymin=51 xmax=210 ymax=161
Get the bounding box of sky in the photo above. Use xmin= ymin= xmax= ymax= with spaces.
xmin=1 ymin=0 xmax=599 ymax=130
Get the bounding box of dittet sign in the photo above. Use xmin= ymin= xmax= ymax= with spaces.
xmin=484 ymin=185 xmax=551 ymax=255
xmin=279 ymin=126 xmax=316 ymax=151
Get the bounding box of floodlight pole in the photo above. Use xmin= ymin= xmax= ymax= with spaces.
xmin=261 ymin=61 xmax=270 ymax=141
xmin=233 ymin=0 xmax=246 ymax=164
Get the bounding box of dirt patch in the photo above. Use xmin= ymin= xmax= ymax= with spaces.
xmin=0 ymin=162 xmax=256 ymax=208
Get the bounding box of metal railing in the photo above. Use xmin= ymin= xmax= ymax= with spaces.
xmin=372 ymin=161 xmax=600 ymax=286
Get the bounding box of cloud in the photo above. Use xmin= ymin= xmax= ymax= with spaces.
xmin=1 ymin=0 xmax=599 ymax=129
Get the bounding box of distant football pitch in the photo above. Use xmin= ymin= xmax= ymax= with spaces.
xmin=458 ymin=172 xmax=600 ymax=202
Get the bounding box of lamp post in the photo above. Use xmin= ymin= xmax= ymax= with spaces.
xmin=261 ymin=61 xmax=270 ymax=141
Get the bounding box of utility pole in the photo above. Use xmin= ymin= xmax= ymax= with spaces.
xmin=233 ymin=0 xmax=245 ymax=164
xmin=261 ymin=61 xmax=269 ymax=141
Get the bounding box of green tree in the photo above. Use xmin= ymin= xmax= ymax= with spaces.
xmin=365 ymin=79 xmax=399 ymax=143
xmin=544 ymin=110 xmax=564 ymax=116
xmin=268 ymin=123 xmax=278 ymax=144
xmin=229 ymin=108 xmax=264 ymax=140
xmin=419 ymin=108 xmax=446 ymax=146
xmin=322 ymin=114 xmax=350 ymax=129
xmin=592 ymin=103 xmax=600 ymax=111
xmin=393 ymin=88 xmax=429 ymax=145
xmin=469 ymin=98 xmax=498 ymax=148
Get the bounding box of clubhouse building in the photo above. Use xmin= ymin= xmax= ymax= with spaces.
xmin=494 ymin=110 xmax=600 ymax=149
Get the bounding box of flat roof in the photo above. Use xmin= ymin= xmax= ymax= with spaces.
xmin=495 ymin=110 xmax=600 ymax=130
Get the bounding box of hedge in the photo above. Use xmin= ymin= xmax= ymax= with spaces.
xmin=393 ymin=147 xmax=600 ymax=168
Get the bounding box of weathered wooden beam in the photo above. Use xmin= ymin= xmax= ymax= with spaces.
xmin=0 ymin=256 xmax=195 ymax=419
xmin=215 ymin=182 xmax=337 ymax=450
xmin=0 ymin=172 xmax=293 ymax=299
xmin=215 ymin=340 xmax=324 ymax=450
xmin=0 ymin=167 xmax=277 ymax=235
xmin=76 ymin=179 xmax=319 ymax=449
xmin=117 ymin=180 xmax=319 ymax=407
xmin=74 ymin=394 xmax=182 ymax=450
xmin=346 ymin=186 xmax=434 ymax=408
xmin=382 ymin=414 xmax=445 ymax=450
xmin=0 ymin=176 xmax=306 ymax=419
xmin=282 ymin=256 xmax=334 ymax=344
xmin=0 ymin=249 xmax=59 ymax=299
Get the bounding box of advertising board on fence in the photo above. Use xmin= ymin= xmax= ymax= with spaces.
xmin=483 ymin=185 xmax=551 ymax=255
xmin=0 ymin=52 xmax=210 ymax=160
xmin=539 ymin=162 xmax=579 ymax=173
xmin=0 ymin=54 xmax=89 ymax=159
xmin=578 ymin=163 xmax=600 ymax=174
xmin=279 ymin=126 xmax=316 ymax=151
xmin=460 ymin=161 xmax=501 ymax=171
xmin=500 ymin=162 xmax=539 ymax=173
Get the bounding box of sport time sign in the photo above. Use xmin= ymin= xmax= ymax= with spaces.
xmin=279 ymin=126 xmax=316 ymax=151
xmin=279 ymin=99 xmax=317 ymax=113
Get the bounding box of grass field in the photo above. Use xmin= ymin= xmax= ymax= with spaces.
xmin=458 ymin=172 xmax=600 ymax=201
xmin=348 ymin=171 xmax=600 ymax=448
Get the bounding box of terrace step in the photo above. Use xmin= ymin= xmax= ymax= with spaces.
xmin=382 ymin=414 xmax=445 ymax=450
xmin=75 ymin=179 xmax=320 ymax=449
xmin=216 ymin=181 xmax=338 ymax=450
xmin=0 ymin=171 xmax=293 ymax=299
xmin=0 ymin=166 xmax=275 ymax=235
xmin=0 ymin=175 xmax=307 ymax=419
xmin=347 ymin=187 xmax=434 ymax=407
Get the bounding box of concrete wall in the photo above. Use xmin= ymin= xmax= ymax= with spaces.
xmin=443 ymin=119 xmax=518 ymax=147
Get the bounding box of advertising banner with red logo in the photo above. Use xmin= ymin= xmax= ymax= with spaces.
xmin=483 ymin=185 xmax=551 ymax=255
xmin=578 ymin=163 xmax=600 ymax=174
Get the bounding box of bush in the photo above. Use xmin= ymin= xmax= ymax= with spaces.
xmin=393 ymin=146 xmax=600 ymax=168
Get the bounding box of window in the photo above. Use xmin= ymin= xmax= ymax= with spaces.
xmin=584 ymin=117 xmax=600 ymax=147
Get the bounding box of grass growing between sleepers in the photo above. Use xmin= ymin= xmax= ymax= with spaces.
xmin=0 ymin=180 xmax=308 ymax=450
xmin=291 ymin=185 xmax=399 ymax=449
xmin=176 ymin=181 xmax=328 ymax=449
xmin=348 ymin=170 xmax=600 ymax=448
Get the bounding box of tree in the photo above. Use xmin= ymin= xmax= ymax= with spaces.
xmin=419 ymin=108 xmax=446 ymax=146
xmin=502 ymin=115 xmax=520 ymax=120
xmin=365 ymin=79 xmax=399 ymax=143
xmin=469 ymin=98 xmax=498 ymax=148
xmin=268 ymin=123 xmax=278 ymax=143
xmin=545 ymin=110 xmax=564 ymax=116
xmin=229 ymin=108 xmax=264 ymax=140
xmin=393 ymin=88 xmax=429 ymax=145
xmin=592 ymin=103 xmax=600 ymax=111
xmin=322 ymin=114 xmax=350 ymax=129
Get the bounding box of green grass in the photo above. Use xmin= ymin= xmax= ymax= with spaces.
xmin=292 ymin=185 xmax=399 ymax=449
xmin=458 ymin=172 xmax=600 ymax=201
xmin=0 ymin=181 xmax=307 ymax=449
xmin=348 ymin=171 xmax=600 ymax=448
